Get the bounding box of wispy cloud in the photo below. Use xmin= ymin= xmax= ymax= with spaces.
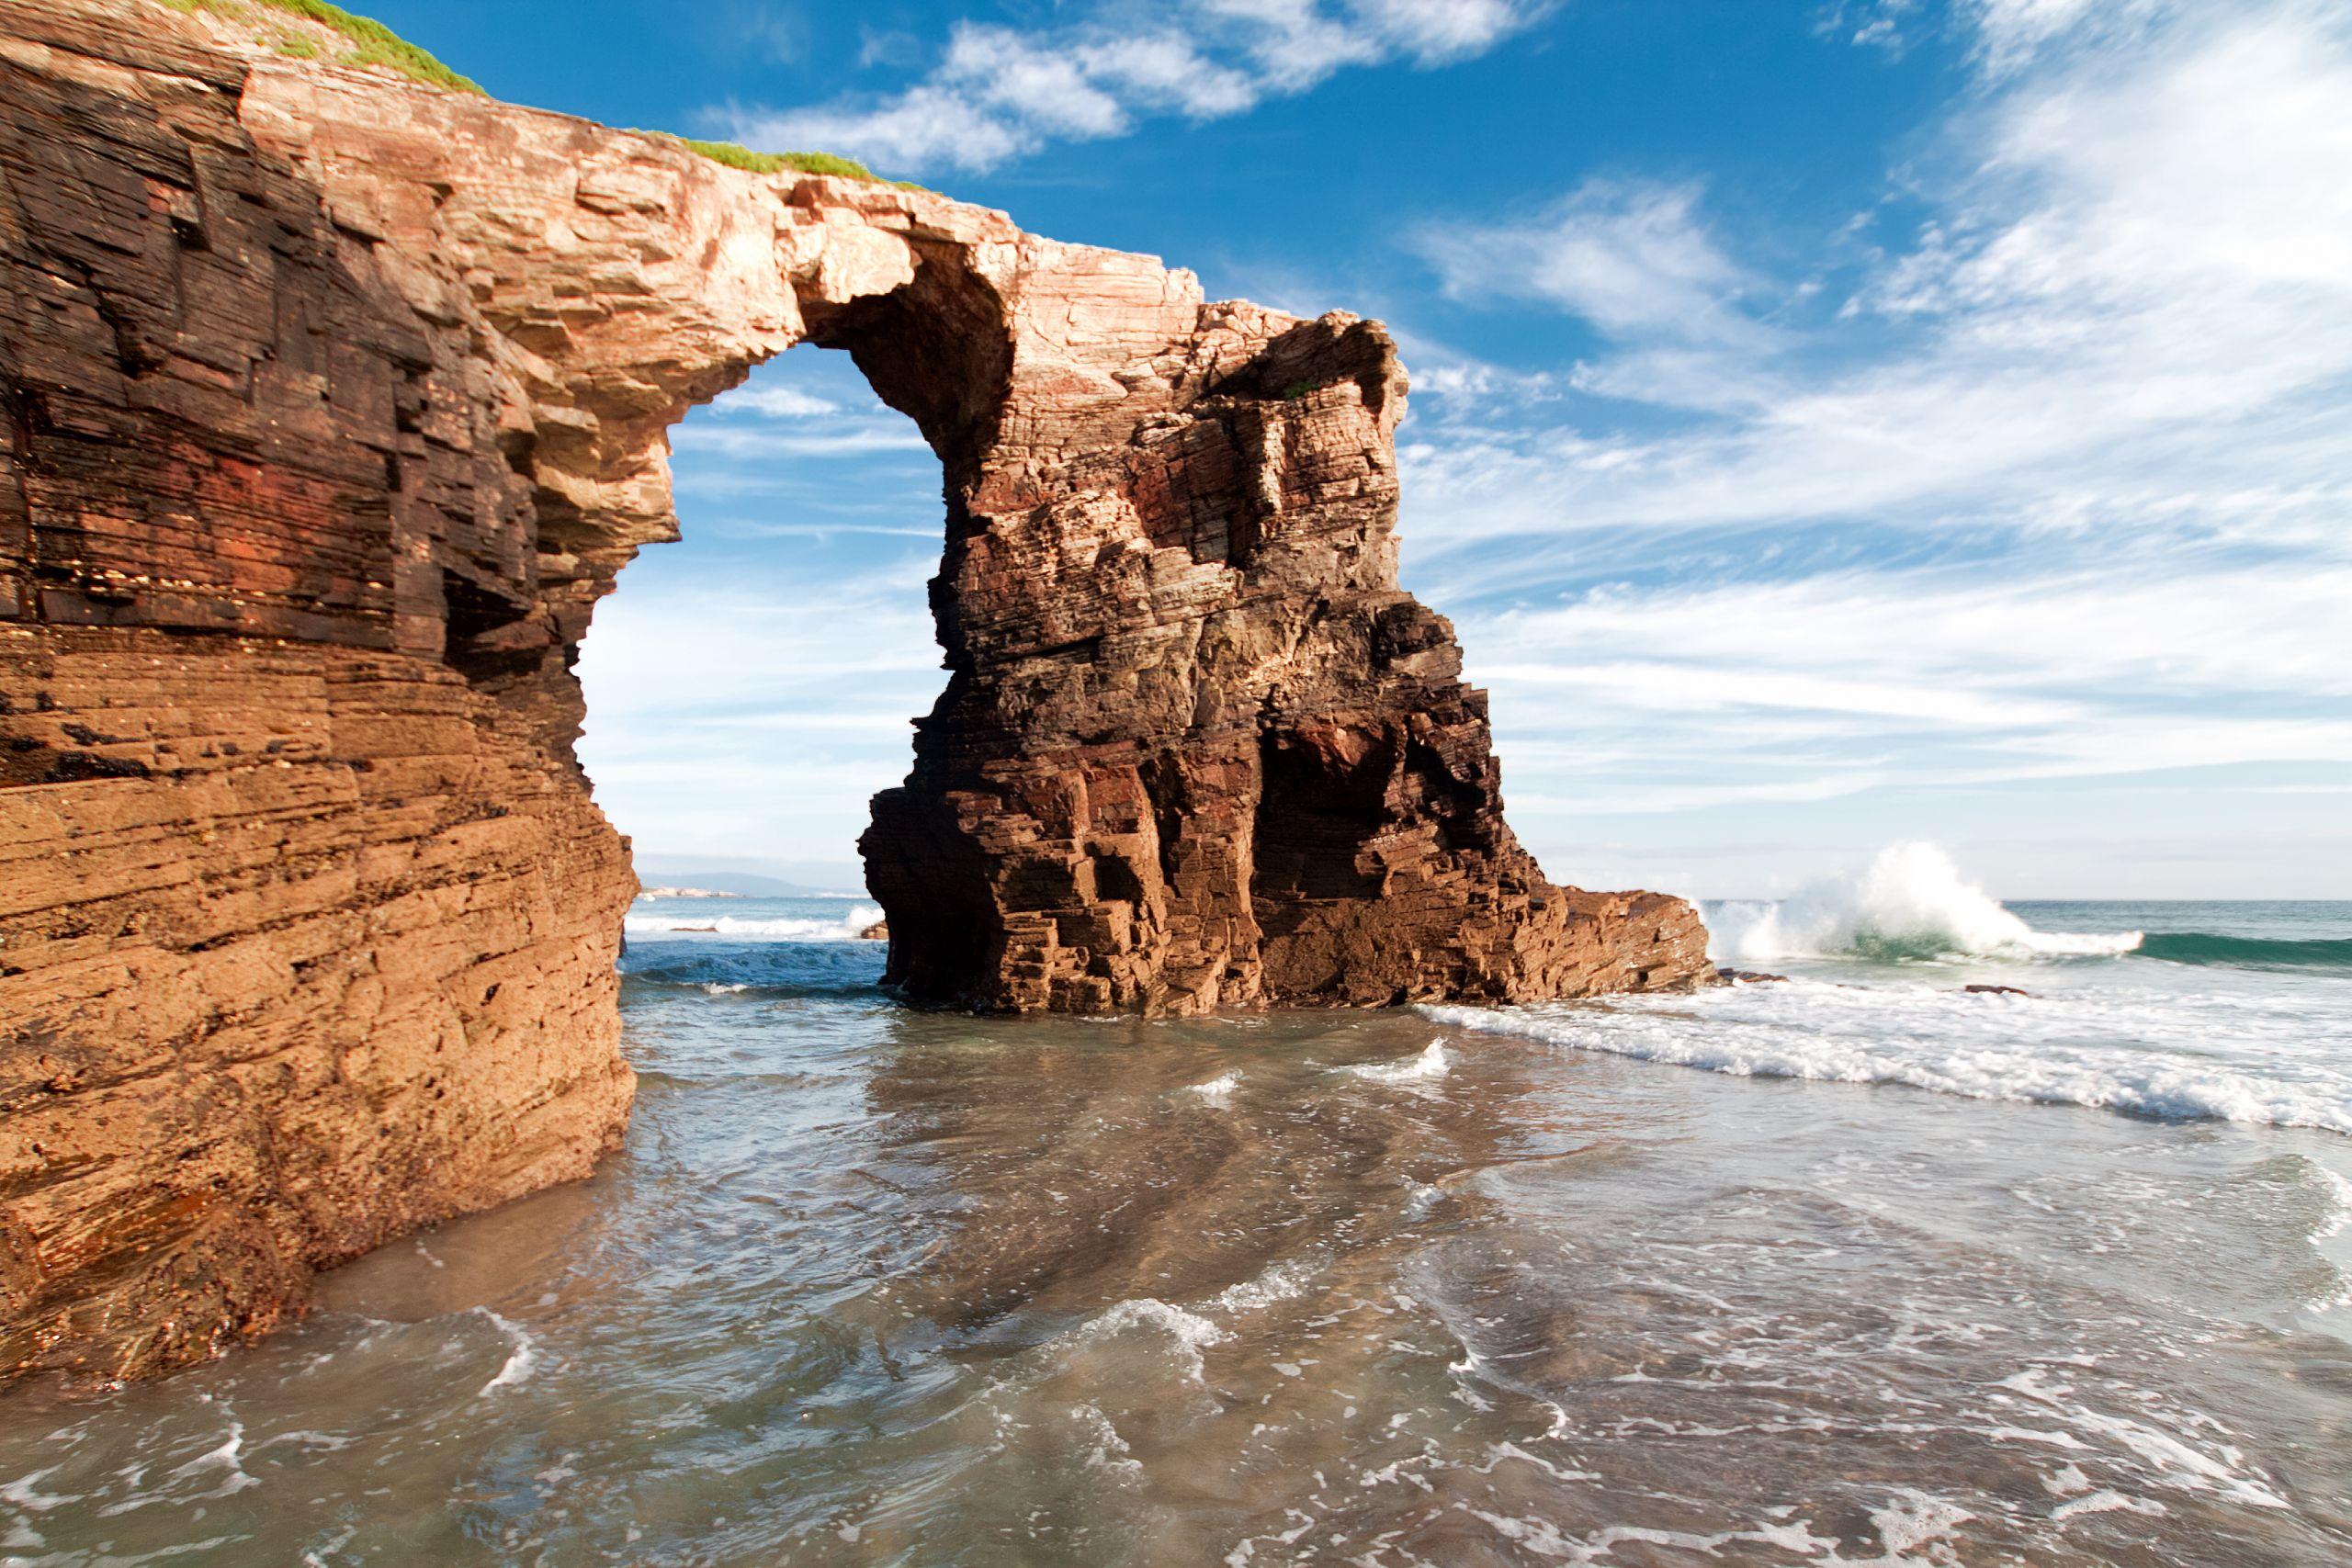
xmin=1385 ymin=0 xmax=2352 ymax=882
xmin=672 ymin=378 xmax=932 ymax=459
xmin=1816 ymin=0 xmax=2174 ymax=69
xmin=717 ymin=1 xmax=1550 ymax=174
xmin=718 ymin=384 xmax=842 ymax=419
xmin=1416 ymin=181 xmax=1766 ymax=345
xmin=1401 ymin=1 xmax=2352 ymax=549
xmin=671 ymin=424 xmax=932 ymax=460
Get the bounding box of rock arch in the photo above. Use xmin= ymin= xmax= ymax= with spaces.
xmin=0 ymin=0 xmax=1709 ymax=1382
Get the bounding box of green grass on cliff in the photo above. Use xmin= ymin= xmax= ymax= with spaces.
xmin=663 ymin=139 xmax=929 ymax=192
xmin=673 ymin=141 xmax=873 ymax=180
xmin=159 ymin=0 xmax=487 ymax=93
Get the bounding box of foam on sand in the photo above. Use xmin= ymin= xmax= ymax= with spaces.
xmin=1424 ymin=977 xmax=2352 ymax=1134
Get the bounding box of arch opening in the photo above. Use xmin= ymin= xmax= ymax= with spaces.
xmin=575 ymin=344 xmax=946 ymax=902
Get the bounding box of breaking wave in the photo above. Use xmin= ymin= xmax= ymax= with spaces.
xmin=2137 ymin=931 xmax=2352 ymax=971
xmin=1705 ymin=843 xmax=2140 ymax=964
xmin=622 ymin=906 xmax=882 ymax=942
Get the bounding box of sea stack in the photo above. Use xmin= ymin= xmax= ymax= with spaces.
xmin=0 ymin=0 xmax=1710 ymax=1383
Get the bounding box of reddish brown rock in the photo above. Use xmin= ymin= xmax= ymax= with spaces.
xmin=0 ymin=0 xmax=1711 ymax=1384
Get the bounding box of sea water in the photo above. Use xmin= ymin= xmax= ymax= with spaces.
xmin=5 ymin=849 xmax=2349 ymax=1564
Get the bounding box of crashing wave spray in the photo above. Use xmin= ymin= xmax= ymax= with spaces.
xmin=621 ymin=906 xmax=884 ymax=942
xmin=1706 ymin=843 xmax=2141 ymax=963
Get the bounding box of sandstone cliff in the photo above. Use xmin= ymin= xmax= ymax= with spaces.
xmin=0 ymin=0 xmax=1711 ymax=1382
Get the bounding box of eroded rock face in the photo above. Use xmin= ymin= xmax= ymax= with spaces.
xmin=0 ymin=0 xmax=1709 ymax=1382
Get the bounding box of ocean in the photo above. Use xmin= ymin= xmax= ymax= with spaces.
xmin=6 ymin=852 xmax=2349 ymax=1564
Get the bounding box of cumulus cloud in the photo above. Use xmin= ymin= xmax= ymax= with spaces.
xmin=719 ymin=1 xmax=1550 ymax=174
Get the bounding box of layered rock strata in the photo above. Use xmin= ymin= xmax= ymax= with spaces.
xmin=0 ymin=0 xmax=1710 ymax=1383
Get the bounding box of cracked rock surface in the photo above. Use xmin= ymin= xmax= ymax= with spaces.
xmin=0 ymin=0 xmax=1711 ymax=1382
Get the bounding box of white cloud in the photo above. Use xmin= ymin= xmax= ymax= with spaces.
xmin=942 ymin=25 xmax=1131 ymax=140
xmin=1080 ymin=35 xmax=1261 ymax=118
xmin=1442 ymin=538 xmax=2352 ymax=841
xmin=674 ymin=372 xmax=928 ymax=457
xmin=714 ymin=384 xmax=841 ymax=419
xmin=1201 ymin=0 xmax=1382 ymax=86
xmin=1401 ymin=2 xmax=2352 ymax=548
xmin=856 ymin=27 xmax=922 ymax=71
xmin=670 ymin=423 xmax=932 ymax=459
xmin=740 ymin=82 xmax=1031 ymax=174
xmin=721 ymin=1 xmax=1549 ymax=175
xmin=1815 ymin=0 xmax=2171 ymax=67
xmin=1417 ymin=181 xmax=1763 ymax=344
xmin=1355 ymin=0 xmax=1539 ymax=60
xmin=1963 ymin=0 xmax=2176 ymax=73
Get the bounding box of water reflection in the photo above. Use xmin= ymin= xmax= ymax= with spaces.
xmin=3 ymin=938 xmax=2349 ymax=1565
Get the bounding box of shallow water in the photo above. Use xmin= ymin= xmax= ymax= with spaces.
xmin=6 ymin=896 xmax=2351 ymax=1565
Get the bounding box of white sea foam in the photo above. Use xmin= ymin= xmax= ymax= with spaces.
xmin=1211 ymin=1259 xmax=1317 ymax=1315
xmin=0 ymin=1467 xmax=70 ymax=1512
xmin=475 ymin=1310 xmax=539 ymax=1397
xmin=2306 ymin=1163 xmax=2352 ymax=1311
xmin=1069 ymin=1299 xmax=1230 ymax=1382
xmin=1346 ymin=1041 xmax=1450 ymax=1085
xmin=2310 ymin=1164 xmax=2352 ymax=1241
xmin=622 ymin=906 xmax=883 ymax=942
xmin=1707 ymin=842 xmax=2141 ymax=963
xmin=1423 ymin=977 xmax=2352 ymax=1134
xmin=2052 ymin=1489 xmax=2166 ymax=1523
xmin=1184 ymin=1071 xmax=1241 ymax=1103
xmin=1996 ymin=1369 xmax=2290 ymax=1510
xmin=1868 ymin=1491 xmax=1976 ymax=1557
xmin=165 ymin=1414 xmax=257 ymax=1501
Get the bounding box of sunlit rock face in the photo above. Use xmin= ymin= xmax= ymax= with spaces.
xmin=0 ymin=0 xmax=1709 ymax=1382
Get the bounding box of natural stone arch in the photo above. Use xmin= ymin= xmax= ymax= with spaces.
xmin=0 ymin=0 xmax=1709 ymax=1383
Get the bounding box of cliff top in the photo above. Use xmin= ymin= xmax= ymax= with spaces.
xmin=151 ymin=0 xmax=919 ymax=187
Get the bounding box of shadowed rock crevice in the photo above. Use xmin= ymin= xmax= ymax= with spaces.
xmin=0 ymin=0 xmax=1711 ymax=1385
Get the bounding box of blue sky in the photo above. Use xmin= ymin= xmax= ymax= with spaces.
xmin=365 ymin=0 xmax=2352 ymax=897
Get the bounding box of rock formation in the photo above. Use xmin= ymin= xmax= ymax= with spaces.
xmin=0 ymin=0 xmax=1711 ymax=1383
